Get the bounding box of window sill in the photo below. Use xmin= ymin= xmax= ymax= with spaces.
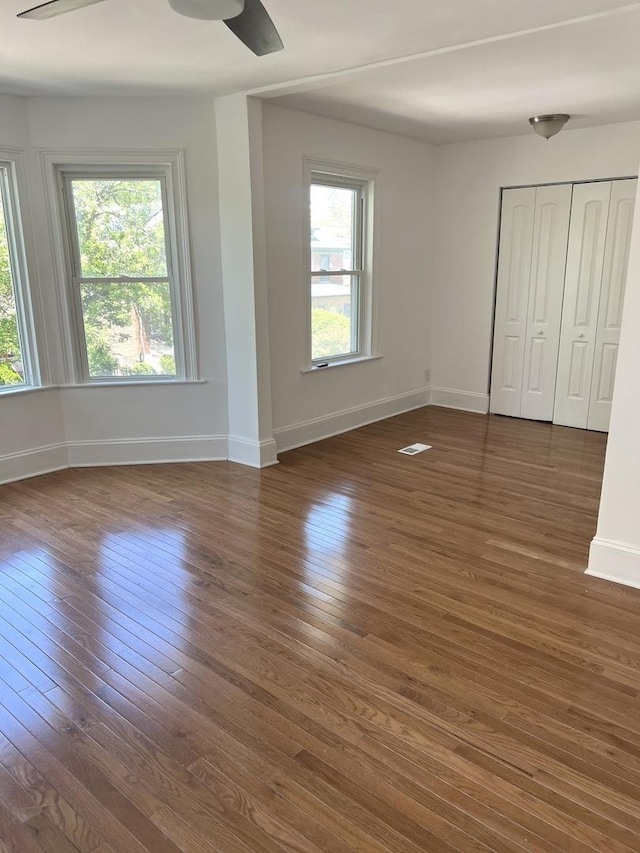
xmin=0 ymin=379 xmax=207 ymax=398
xmin=0 ymin=384 xmax=52 ymax=398
xmin=60 ymin=379 xmax=207 ymax=389
xmin=301 ymin=355 xmax=382 ymax=374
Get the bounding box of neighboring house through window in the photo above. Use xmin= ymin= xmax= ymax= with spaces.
xmin=308 ymin=161 xmax=377 ymax=366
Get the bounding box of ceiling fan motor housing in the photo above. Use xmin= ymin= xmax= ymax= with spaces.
xmin=168 ymin=0 xmax=245 ymax=21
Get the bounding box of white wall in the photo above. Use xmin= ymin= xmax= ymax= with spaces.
xmin=431 ymin=120 xmax=640 ymax=411
xmin=1 ymin=96 xmax=229 ymax=477
xmin=215 ymin=96 xmax=276 ymax=468
xmin=0 ymin=93 xmax=29 ymax=147
xmin=587 ymin=169 xmax=640 ymax=587
xmin=0 ymin=94 xmax=66 ymax=482
xmin=28 ymin=97 xmax=229 ymax=452
xmin=5 ymin=92 xmax=640 ymax=484
xmin=262 ymin=104 xmax=435 ymax=449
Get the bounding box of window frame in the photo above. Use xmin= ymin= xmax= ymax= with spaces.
xmin=48 ymin=152 xmax=197 ymax=385
xmin=0 ymin=153 xmax=40 ymax=393
xmin=305 ymin=159 xmax=378 ymax=369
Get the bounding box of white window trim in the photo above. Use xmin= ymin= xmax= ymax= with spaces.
xmin=41 ymin=150 xmax=197 ymax=385
xmin=0 ymin=149 xmax=41 ymax=393
xmin=303 ymin=157 xmax=379 ymax=371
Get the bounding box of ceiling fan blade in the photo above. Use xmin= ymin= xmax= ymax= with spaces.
xmin=18 ymin=0 xmax=106 ymax=20
xmin=224 ymin=0 xmax=283 ymax=56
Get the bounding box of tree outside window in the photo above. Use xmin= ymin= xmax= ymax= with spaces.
xmin=66 ymin=177 xmax=177 ymax=379
xmin=0 ymin=165 xmax=30 ymax=389
xmin=310 ymin=177 xmax=364 ymax=362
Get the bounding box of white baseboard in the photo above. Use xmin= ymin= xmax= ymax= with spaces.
xmin=227 ymin=436 xmax=278 ymax=469
xmin=66 ymin=435 xmax=228 ymax=468
xmin=274 ymin=388 xmax=430 ymax=453
xmin=0 ymin=443 xmax=68 ymax=485
xmin=429 ymin=386 xmax=489 ymax=414
xmin=1 ymin=385 xmax=494 ymax=485
xmin=586 ymin=537 xmax=640 ymax=590
xmin=0 ymin=433 xmax=268 ymax=486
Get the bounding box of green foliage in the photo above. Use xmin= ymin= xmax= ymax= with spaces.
xmin=312 ymin=308 xmax=352 ymax=360
xmin=0 ymin=317 xmax=20 ymax=358
xmin=0 ymin=361 xmax=22 ymax=385
xmin=122 ymin=362 xmax=157 ymax=376
xmin=72 ymin=179 xmax=175 ymax=376
xmin=0 ymin=176 xmax=177 ymax=384
xmin=160 ymin=354 xmax=176 ymax=375
xmin=73 ymin=179 xmax=167 ymax=279
xmin=0 ymin=196 xmax=23 ymax=370
xmin=85 ymin=326 xmax=119 ymax=376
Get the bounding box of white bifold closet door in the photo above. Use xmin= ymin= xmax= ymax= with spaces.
xmin=553 ymin=179 xmax=637 ymax=431
xmin=588 ymin=179 xmax=637 ymax=431
xmin=490 ymin=184 xmax=572 ymax=419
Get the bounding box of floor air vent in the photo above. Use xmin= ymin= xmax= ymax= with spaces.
xmin=398 ymin=443 xmax=432 ymax=455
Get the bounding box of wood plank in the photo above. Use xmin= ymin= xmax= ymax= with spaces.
xmin=2 ymin=408 xmax=640 ymax=851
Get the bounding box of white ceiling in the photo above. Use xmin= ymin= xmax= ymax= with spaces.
xmin=2 ymin=1 xmax=640 ymax=143
xmin=267 ymin=6 xmax=640 ymax=143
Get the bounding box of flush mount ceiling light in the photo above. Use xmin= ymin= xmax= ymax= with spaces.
xmin=168 ymin=0 xmax=243 ymax=20
xmin=529 ymin=114 xmax=571 ymax=140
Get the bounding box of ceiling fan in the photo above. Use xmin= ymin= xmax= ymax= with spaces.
xmin=17 ymin=0 xmax=284 ymax=56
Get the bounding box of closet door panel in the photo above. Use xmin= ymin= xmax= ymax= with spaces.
xmin=553 ymin=182 xmax=611 ymax=428
xmin=490 ymin=188 xmax=536 ymax=417
xmin=520 ymin=184 xmax=572 ymax=421
xmin=588 ymin=179 xmax=637 ymax=432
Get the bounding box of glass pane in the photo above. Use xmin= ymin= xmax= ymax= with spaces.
xmin=311 ymin=274 xmax=358 ymax=361
xmin=0 ymin=180 xmax=25 ymax=388
xmin=310 ymin=183 xmax=356 ymax=272
xmin=71 ymin=179 xmax=168 ymax=278
xmin=80 ymin=281 xmax=176 ymax=378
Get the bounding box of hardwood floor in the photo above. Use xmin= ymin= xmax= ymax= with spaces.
xmin=1 ymin=406 xmax=640 ymax=852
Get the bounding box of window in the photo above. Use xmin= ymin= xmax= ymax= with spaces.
xmin=0 ymin=160 xmax=36 ymax=391
xmin=309 ymin=166 xmax=375 ymax=365
xmin=58 ymin=162 xmax=195 ymax=382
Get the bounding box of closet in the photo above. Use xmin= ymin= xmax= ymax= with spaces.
xmin=490 ymin=178 xmax=636 ymax=432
